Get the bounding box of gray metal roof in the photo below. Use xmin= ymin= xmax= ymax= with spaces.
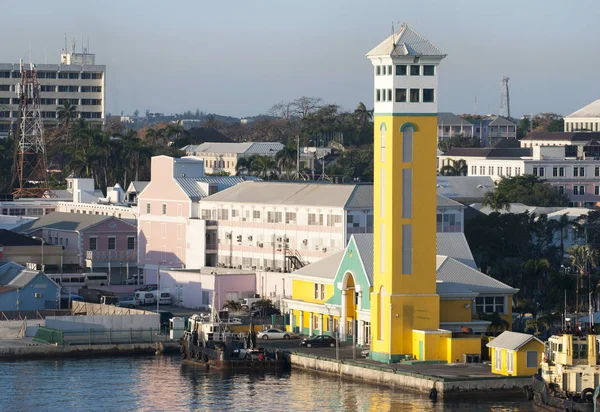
xmin=17 ymin=212 xmax=113 ymax=234
xmin=486 ymin=331 xmax=543 ymax=350
xmin=174 ymin=178 xmax=208 ymax=201
xmin=7 ymin=269 xmax=39 ymax=289
xmin=436 ymin=256 xmax=518 ymax=294
xmin=367 ymin=24 xmax=446 ymax=57
xmin=128 ymin=181 xmax=149 ymax=193
xmin=486 ymin=116 xmax=517 ymax=127
xmin=184 ymin=142 xmax=284 ymax=156
xmin=521 ymin=132 xmax=600 ymax=142
xmin=436 ymin=194 xmax=464 ymax=208
xmin=438 ymin=113 xmax=473 ymax=127
xmin=345 ymin=185 xmax=374 ymax=209
xmin=244 ymin=142 xmax=285 ymax=155
xmin=567 ymin=99 xmax=600 ymax=118
xmin=436 ymin=176 xmax=495 ymax=201
xmin=291 ymin=251 xmax=345 ymax=280
xmin=174 ymin=176 xmax=261 ymax=201
xmin=436 ymin=281 xmax=477 ymax=297
xmin=436 ymin=233 xmax=476 ymax=269
xmin=351 ymin=233 xmax=373 ymax=285
xmin=202 ymin=181 xmax=367 ymax=209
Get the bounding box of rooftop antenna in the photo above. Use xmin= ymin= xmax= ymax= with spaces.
xmin=87 ymin=37 xmax=90 ymax=53
xmin=71 ymin=37 xmax=76 ymax=53
xmin=500 ymin=76 xmax=511 ymax=118
xmin=81 ymin=32 xmax=84 ymax=53
xmin=64 ymin=33 xmax=67 ymax=54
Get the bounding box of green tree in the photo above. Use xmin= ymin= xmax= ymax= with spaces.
xmin=495 ymin=175 xmax=569 ymax=207
xmin=250 ymin=155 xmax=276 ymax=179
xmin=353 ymin=102 xmax=373 ymax=127
xmin=481 ymin=190 xmax=511 ymax=213
xmin=440 ymin=158 xmax=468 ymax=176
xmin=223 ymin=300 xmax=242 ymax=312
xmin=275 ymin=146 xmax=297 ymax=179
xmin=568 ymin=244 xmax=599 ymax=318
xmin=438 ymin=134 xmax=480 ymax=152
xmin=521 ymin=258 xmax=550 ymax=299
xmin=57 ymin=101 xmax=77 ymax=141
xmin=478 ymin=312 xmax=510 ymax=334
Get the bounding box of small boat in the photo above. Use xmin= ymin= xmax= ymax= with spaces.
xmin=179 ymin=305 xmax=285 ymax=371
xmin=525 ymin=328 xmax=600 ymax=411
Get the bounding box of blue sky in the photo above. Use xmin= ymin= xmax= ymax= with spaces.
xmin=3 ymin=0 xmax=599 ymax=118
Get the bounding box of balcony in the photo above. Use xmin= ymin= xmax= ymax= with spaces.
xmin=85 ymin=250 xmax=137 ymax=262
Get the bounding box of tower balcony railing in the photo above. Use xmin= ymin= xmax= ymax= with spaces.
xmin=85 ymin=250 xmax=137 ymax=262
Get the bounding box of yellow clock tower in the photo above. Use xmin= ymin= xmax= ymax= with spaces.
xmin=367 ymin=25 xmax=446 ymax=362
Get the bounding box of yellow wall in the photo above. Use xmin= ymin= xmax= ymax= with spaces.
xmin=371 ymin=113 xmax=440 ymax=360
xmin=490 ymin=339 xmax=544 ymax=376
xmin=412 ymin=330 xmax=451 ymax=361
xmin=291 ymin=279 xmax=334 ymax=304
xmin=446 ymin=337 xmax=482 ymax=363
xmin=440 ymin=300 xmax=472 ymax=323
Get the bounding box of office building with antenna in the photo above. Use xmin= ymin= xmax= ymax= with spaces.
xmin=0 ymin=38 xmax=105 ymax=137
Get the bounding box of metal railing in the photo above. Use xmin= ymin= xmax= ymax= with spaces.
xmin=85 ymin=250 xmax=137 ymax=261
xmin=34 ymin=327 xmax=168 ymax=346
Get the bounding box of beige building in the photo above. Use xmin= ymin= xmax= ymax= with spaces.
xmin=0 ymin=50 xmax=105 ymax=137
xmin=183 ymin=142 xmax=284 ymax=175
xmin=564 ymin=99 xmax=600 ymax=132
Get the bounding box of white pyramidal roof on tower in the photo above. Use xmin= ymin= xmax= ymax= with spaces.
xmin=366 ymin=24 xmax=446 ymax=58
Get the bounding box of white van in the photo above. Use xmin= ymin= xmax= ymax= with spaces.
xmin=85 ymin=273 xmax=109 ymax=287
xmin=152 ymin=291 xmax=171 ymax=305
xmin=134 ymin=291 xmax=156 ymax=305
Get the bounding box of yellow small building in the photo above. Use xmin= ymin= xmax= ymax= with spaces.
xmin=486 ymin=331 xmax=544 ymax=376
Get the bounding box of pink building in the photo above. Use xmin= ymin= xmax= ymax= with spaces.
xmin=160 ymin=267 xmax=256 ymax=310
xmin=17 ymin=212 xmax=137 ymax=277
xmin=138 ymin=155 xmax=260 ymax=284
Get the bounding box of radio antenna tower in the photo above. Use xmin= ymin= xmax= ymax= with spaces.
xmin=500 ymin=76 xmax=511 ymax=118
xmin=11 ymin=60 xmax=50 ymax=198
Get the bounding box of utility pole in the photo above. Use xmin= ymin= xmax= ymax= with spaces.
xmin=296 ymin=136 xmax=300 ymax=179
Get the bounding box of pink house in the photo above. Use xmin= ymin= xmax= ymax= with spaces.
xmin=160 ymin=267 xmax=256 ymax=309
xmin=18 ymin=212 xmax=137 ymax=278
xmin=138 ymin=155 xmax=260 ymax=284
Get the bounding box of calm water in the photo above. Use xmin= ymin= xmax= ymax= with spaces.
xmin=0 ymin=355 xmax=533 ymax=412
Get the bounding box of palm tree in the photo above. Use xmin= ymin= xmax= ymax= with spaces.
xmin=223 ymin=300 xmax=242 ymax=312
xmin=440 ymin=158 xmax=468 ymax=176
xmin=567 ymin=244 xmax=599 ymax=324
xmin=481 ymin=190 xmax=511 ymax=213
xmin=551 ymin=214 xmax=575 ymax=257
xmin=236 ymin=157 xmax=252 ymax=176
xmin=146 ymin=127 xmax=168 ymax=148
xmin=275 ymin=147 xmax=297 ymax=179
xmin=522 ymin=258 xmax=550 ymax=298
xmin=250 ymin=155 xmax=276 ymax=179
xmin=165 ymin=120 xmax=185 ymax=143
xmin=479 ymin=312 xmax=510 ymax=334
xmin=57 ymin=101 xmax=77 ymax=141
xmin=353 ymin=102 xmax=373 ymax=127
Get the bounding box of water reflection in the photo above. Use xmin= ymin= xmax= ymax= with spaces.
xmin=0 ymin=355 xmax=533 ymax=412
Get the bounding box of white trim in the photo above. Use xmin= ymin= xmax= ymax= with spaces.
xmin=506 ymin=350 xmax=514 ymax=373
xmin=284 ymin=299 xmax=341 ymax=316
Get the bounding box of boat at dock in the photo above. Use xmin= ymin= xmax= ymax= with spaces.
xmin=525 ymin=329 xmax=600 ymax=411
xmin=179 ymin=310 xmax=285 ymax=371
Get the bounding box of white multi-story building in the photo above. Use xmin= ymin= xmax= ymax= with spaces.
xmin=440 ymin=144 xmax=600 ymax=207
xmin=0 ymin=49 xmax=105 ymax=137
xmin=197 ymin=181 xmax=373 ymax=271
xmin=564 ymin=99 xmax=600 ymax=132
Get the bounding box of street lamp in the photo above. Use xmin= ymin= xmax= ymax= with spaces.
xmin=31 ymin=236 xmax=44 ymax=272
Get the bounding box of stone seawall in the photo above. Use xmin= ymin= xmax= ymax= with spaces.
xmin=289 ymin=353 xmax=530 ymax=398
xmin=0 ymin=342 xmax=179 ymax=360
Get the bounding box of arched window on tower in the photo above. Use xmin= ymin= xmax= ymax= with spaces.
xmin=402 ymin=125 xmax=413 ymax=163
xmin=380 ymin=123 xmax=387 ymax=162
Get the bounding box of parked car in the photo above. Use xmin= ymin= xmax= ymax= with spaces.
xmin=117 ymin=295 xmax=140 ymax=308
xmin=124 ymin=275 xmax=144 ymax=285
xmin=257 ymin=328 xmax=293 ymax=340
xmin=152 ymin=291 xmax=171 ymax=305
xmin=134 ymin=291 xmax=156 ymax=305
xmin=135 ymin=284 xmax=157 ymax=292
xmin=299 ymin=335 xmax=337 ymax=348
xmin=100 ymin=295 xmax=120 ymax=305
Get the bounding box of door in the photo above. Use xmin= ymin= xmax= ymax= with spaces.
xmin=576 ymin=373 xmax=582 ymax=393
xmin=175 ymin=285 xmax=184 ymax=307
xmin=419 ymin=341 xmax=424 ymax=360
xmin=364 ymin=322 xmax=370 ymax=345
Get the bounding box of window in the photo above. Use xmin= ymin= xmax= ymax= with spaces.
xmin=285 ymin=212 xmax=296 ymax=224
xmin=40 ymin=85 xmax=55 ymax=92
xmin=162 ymin=204 xmax=167 ymax=215
xmin=387 ymin=65 xmax=392 ymax=75
xmin=526 ymin=351 xmax=538 ymax=368
xmin=423 ymin=65 xmax=435 ymax=76
xmin=422 ymin=89 xmax=434 ymax=103
xmin=475 ymin=296 xmax=505 ymax=313
xmin=387 ymin=89 xmax=392 ymax=101
xmin=558 ymin=186 xmax=565 ymax=194
xmin=253 ymin=210 xmax=261 ymax=220
xmin=498 ymin=167 xmax=503 ymax=176
xmin=127 ymin=237 xmax=135 ymax=250
xmin=596 ymin=167 xmax=600 ymax=177
xmin=515 ymin=167 xmax=521 ymax=176
xmin=559 ymin=167 xmax=565 ymax=177
xmin=471 ymin=165 xmax=476 ymax=175
xmin=580 ymin=167 xmax=585 ymax=177
xmin=402 ymin=225 xmax=412 ymax=274
xmin=409 ymin=89 xmax=420 ymax=102
xmin=480 ymin=166 xmax=485 ymax=175
xmin=376 ymin=89 xmax=381 ymax=102
xmin=574 ymin=167 xmax=579 ymax=177
xmin=89 ymin=237 xmax=97 ymax=250
xmin=376 ymin=66 xmax=381 ymax=75
xmin=320 ymin=284 xmax=325 ymax=300
xmin=267 ymin=211 xmax=282 ymax=223
xmin=506 ymin=167 xmax=512 ymax=176
xmin=574 ymin=185 xmax=585 ymax=195
xmin=494 ymin=349 xmax=502 ymax=370
xmin=596 ymin=186 xmax=600 ymax=196
xmin=395 ymin=88 xmax=407 ymax=103
xmin=108 ymin=237 xmax=116 ymax=250
xmin=488 ymin=166 xmax=494 ymax=175
xmin=66 ymin=238 xmax=69 ymax=247
xmin=553 ymin=167 xmax=558 ymax=177
xmin=402 ymin=169 xmax=412 ymax=218
xmin=539 ymin=167 xmax=545 ymax=177
xmin=380 ymin=169 xmax=385 ymax=217
xmin=146 ymin=203 xmax=151 ymax=214
xmin=402 ymin=127 xmax=413 ymax=162
xmin=506 ymin=351 xmax=514 ymax=373
xmin=410 ymin=65 xmax=420 ymax=75
xmin=396 ymin=65 xmax=407 ymax=75
xmin=326 ymin=215 xmax=342 ymax=227
xmin=314 ymin=283 xmax=319 ymax=299
xmin=308 ymin=213 xmax=323 ymax=226
xmin=380 ymin=123 xmax=386 ymax=162
xmin=533 ymin=167 xmax=538 ymax=176
xmin=380 ymin=224 xmax=385 ymax=273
